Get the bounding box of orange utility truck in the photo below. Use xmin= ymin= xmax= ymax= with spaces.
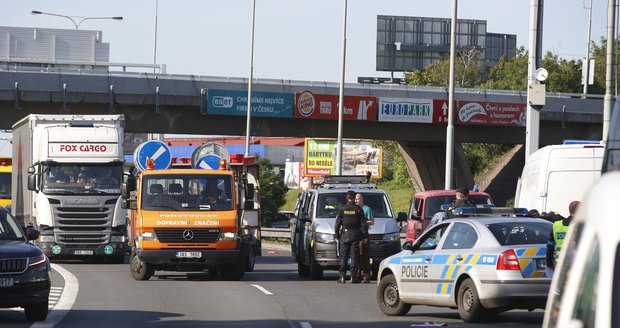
xmin=122 ymin=141 xmax=260 ymax=281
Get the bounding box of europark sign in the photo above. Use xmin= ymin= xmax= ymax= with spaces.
xmin=197 ymin=89 xmax=527 ymax=126
xmin=304 ymin=138 xmax=383 ymax=178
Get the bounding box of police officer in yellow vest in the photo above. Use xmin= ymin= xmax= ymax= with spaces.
xmin=546 ymin=200 xmax=580 ymax=276
xmin=335 ymin=190 xmax=369 ymax=284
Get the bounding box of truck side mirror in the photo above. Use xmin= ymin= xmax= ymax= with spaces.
xmin=121 ymin=183 xmax=128 ymax=199
xmin=411 ymin=210 xmax=421 ymax=220
xmin=27 ymin=175 xmax=37 ymax=191
xmin=245 ymin=183 xmax=255 ymax=200
xmin=244 ymin=200 xmax=254 ymax=210
xmin=126 ymin=176 xmax=136 ymax=192
xmin=397 ymin=212 xmax=408 ymax=222
xmin=299 ymin=212 xmax=310 ymax=222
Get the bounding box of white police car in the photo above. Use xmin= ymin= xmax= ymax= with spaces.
xmin=376 ymin=207 xmax=552 ymax=322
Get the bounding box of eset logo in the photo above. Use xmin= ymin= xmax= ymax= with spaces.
xmin=297 ymin=91 xmax=315 ymax=117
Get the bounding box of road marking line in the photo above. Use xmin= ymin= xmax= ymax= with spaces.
xmin=31 ymin=264 xmax=79 ymax=328
xmin=300 ymin=322 xmax=312 ymax=328
xmin=251 ymin=284 xmax=273 ymax=295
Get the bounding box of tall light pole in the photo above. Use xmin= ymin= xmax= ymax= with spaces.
xmin=525 ymin=0 xmax=544 ymax=161
xmin=31 ymin=10 xmax=123 ymax=30
xmin=583 ymin=0 xmax=594 ymax=97
xmin=603 ymin=0 xmax=617 ymax=142
xmin=245 ymin=0 xmax=257 ymax=157
xmin=335 ymin=0 xmax=348 ymax=175
xmin=444 ymin=0 xmax=457 ymax=190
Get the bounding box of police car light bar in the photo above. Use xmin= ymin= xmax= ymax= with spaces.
xmin=451 ymin=207 xmax=529 ymax=216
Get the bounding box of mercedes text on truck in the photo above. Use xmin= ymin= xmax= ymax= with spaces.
xmin=122 ymin=142 xmax=260 ymax=281
xmin=12 ymin=114 xmax=127 ymax=261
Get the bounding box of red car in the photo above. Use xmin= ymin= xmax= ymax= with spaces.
xmin=403 ymin=189 xmax=494 ymax=242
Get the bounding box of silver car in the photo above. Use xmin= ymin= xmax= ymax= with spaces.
xmin=376 ymin=208 xmax=552 ymax=322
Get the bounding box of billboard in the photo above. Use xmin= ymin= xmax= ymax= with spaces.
xmin=284 ymin=161 xmax=311 ymax=190
xmin=294 ymin=91 xmax=377 ymax=121
xmin=432 ymin=100 xmax=526 ymax=126
xmin=378 ymin=97 xmax=434 ymax=123
xmin=304 ymin=138 xmax=382 ymax=177
xmin=207 ymin=89 xmax=293 ymax=118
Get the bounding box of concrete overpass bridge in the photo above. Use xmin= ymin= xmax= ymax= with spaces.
xmin=0 ymin=69 xmax=605 ymax=202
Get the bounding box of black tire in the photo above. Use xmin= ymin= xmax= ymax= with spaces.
xmin=376 ymin=274 xmax=411 ymax=316
xmin=246 ymin=246 xmax=256 ymax=272
xmin=297 ymin=261 xmax=309 ymax=277
xmin=24 ymin=299 xmax=48 ymax=322
xmin=457 ymin=278 xmax=486 ymax=322
xmin=220 ymin=263 xmax=245 ymax=281
xmin=308 ymin=251 xmax=323 ymax=280
xmin=130 ymin=249 xmax=154 ymax=281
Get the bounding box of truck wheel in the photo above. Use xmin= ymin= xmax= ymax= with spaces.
xmin=130 ymin=249 xmax=154 ymax=281
xmin=220 ymin=263 xmax=245 ymax=281
xmin=457 ymin=278 xmax=486 ymax=322
xmin=377 ymin=274 xmax=411 ymax=316
xmin=308 ymin=252 xmax=323 ymax=280
xmin=24 ymin=298 xmax=48 ymax=322
xmin=246 ymin=246 xmax=256 ymax=272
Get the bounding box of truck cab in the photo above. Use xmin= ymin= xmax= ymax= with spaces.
xmin=123 ymin=142 xmax=260 ymax=281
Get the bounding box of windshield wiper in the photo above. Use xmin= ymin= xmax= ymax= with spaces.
xmin=44 ymin=189 xmax=78 ymax=195
xmin=146 ymin=205 xmax=177 ymax=210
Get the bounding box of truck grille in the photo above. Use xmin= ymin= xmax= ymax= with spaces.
xmin=0 ymin=258 xmax=27 ymax=273
xmin=50 ymin=198 xmax=117 ymax=245
xmin=155 ymin=228 xmax=221 ymax=243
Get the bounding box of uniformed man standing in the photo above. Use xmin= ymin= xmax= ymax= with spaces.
xmin=335 ymin=190 xmax=368 ymax=284
xmin=546 ymin=200 xmax=580 ymax=277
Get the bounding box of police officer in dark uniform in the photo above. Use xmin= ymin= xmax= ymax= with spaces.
xmin=335 ymin=190 xmax=369 ymax=284
xmin=450 ymin=187 xmax=476 ymax=208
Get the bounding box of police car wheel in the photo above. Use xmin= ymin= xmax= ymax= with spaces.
xmin=457 ymin=278 xmax=485 ymax=322
xmin=377 ymin=274 xmax=411 ymax=316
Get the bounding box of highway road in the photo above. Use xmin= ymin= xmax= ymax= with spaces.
xmin=0 ymin=244 xmax=544 ymax=328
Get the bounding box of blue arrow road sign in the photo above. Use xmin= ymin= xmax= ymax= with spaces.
xmin=136 ymin=140 xmax=171 ymax=170
xmin=195 ymin=154 xmax=221 ymax=170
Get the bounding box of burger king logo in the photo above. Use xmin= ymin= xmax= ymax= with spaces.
xmin=297 ymin=91 xmax=315 ymax=117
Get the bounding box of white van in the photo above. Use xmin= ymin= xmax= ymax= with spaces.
xmin=514 ymin=142 xmax=604 ymax=217
xmin=543 ymin=171 xmax=620 ymax=328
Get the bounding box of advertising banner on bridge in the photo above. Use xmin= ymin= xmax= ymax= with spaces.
xmin=378 ymin=97 xmax=434 ymax=123
xmin=207 ymin=89 xmax=293 ymax=118
xmin=294 ymin=91 xmax=377 ymax=121
xmin=432 ymin=100 xmax=526 ymax=126
xmin=304 ymin=138 xmax=382 ymax=177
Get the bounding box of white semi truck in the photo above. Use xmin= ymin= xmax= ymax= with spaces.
xmin=12 ymin=114 xmax=127 ymax=261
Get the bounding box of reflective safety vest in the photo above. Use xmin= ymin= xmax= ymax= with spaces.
xmin=552 ymin=220 xmax=569 ymax=258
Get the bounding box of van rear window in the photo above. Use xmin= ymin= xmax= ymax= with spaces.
xmin=486 ymin=221 xmax=552 ymax=246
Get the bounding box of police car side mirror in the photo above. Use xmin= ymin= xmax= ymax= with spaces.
xmin=403 ymin=242 xmax=413 ymax=251
xmin=397 ymin=212 xmax=408 ymax=222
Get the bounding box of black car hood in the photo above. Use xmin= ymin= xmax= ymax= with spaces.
xmin=0 ymin=240 xmax=42 ymax=258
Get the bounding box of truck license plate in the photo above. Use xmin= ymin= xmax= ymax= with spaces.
xmin=176 ymin=251 xmax=202 ymax=258
xmin=0 ymin=278 xmax=14 ymax=287
xmin=73 ymin=250 xmax=94 ymax=256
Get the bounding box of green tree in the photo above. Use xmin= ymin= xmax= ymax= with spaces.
xmin=372 ymin=140 xmax=412 ymax=188
xmin=255 ymin=156 xmax=288 ymax=226
xmin=405 ymin=47 xmax=482 ymax=88
xmin=479 ymin=47 xmax=528 ymax=90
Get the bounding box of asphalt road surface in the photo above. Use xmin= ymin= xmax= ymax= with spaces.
xmin=0 ymin=244 xmax=544 ymax=328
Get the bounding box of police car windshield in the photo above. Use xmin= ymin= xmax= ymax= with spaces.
xmin=424 ymin=195 xmax=492 ymax=220
xmin=486 ymin=221 xmax=552 ymax=246
xmin=316 ymin=192 xmax=392 ymax=218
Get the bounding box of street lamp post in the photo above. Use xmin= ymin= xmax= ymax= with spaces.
xmin=245 ymin=0 xmax=257 ymax=157
xmin=445 ymin=0 xmax=457 ymax=190
xmin=335 ymin=0 xmax=348 ymax=175
xmin=31 ymin=10 xmax=123 ymax=30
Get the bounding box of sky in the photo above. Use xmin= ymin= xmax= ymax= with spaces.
xmin=1 ymin=0 xmax=613 ymax=83
xmin=0 ymin=0 xmax=613 ymax=155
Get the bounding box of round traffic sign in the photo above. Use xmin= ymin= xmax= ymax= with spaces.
xmin=134 ymin=140 xmax=172 ymax=171
xmin=195 ymin=154 xmax=222 ymax=170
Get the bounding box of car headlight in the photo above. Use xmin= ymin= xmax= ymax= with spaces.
xmin=28 ymin=253 xmax=47 ymax=267
xmin=383 ymin=232 xmax=400 ymax=242
xmin=139 ymin=231 xmax=158 ymax=241
xmin=219 ymin=232 xmax=236 ymax=241
xmin=315 ymin=232 xmax=335 ymax=244
xmin=110 ymin=235 xmax=126 ymax=243
xmin=39 ymin=235 xmax=54 ymax=243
